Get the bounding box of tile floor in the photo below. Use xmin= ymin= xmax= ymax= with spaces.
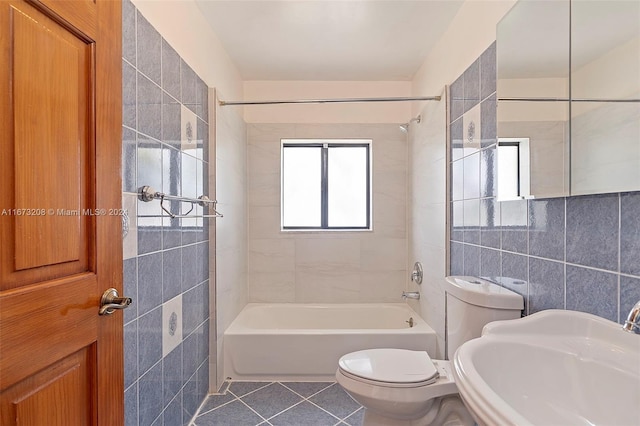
xmin=192 ymin=381 xmax=364 ymax=426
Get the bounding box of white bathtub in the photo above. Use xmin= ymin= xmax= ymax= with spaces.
xmin=223 ymin=303 xmax=436 ymax=381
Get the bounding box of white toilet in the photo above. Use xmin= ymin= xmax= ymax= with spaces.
xmin=336 ymin=276 xmax=524 ymax=425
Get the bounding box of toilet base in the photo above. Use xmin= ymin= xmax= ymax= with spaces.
xmin=361 ymin=396 xmax=474 ymax=426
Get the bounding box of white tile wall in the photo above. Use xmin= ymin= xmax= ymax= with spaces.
xmin=408 ymin=97 xmax=448 ymax=358
xmin=247 ymin=123 xmax=409 ymax=304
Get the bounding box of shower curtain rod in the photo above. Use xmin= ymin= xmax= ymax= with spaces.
xmin=218 ymin=95 xmax=441 ymax=106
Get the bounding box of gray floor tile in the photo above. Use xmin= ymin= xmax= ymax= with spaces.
xmin=281 ymin=382 xmax=334 ymax=398
xmin=343 ymin=408 xmax=364 ymax=426
xmin=229 ymin=382 xmax=272 ymax=398
xmin=196 ymin=400 xmax=264 ymax=426
xmin=241 ymin=383 xmax=303 ymax=420
xmin=309 ymin=384 xmax=361 ymax=420
xmin=199 ymin=392 xmax=237 ymax=415
xmin=269 ymin=401 xmax=339 ymax=426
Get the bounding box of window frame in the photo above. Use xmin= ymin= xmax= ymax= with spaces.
xmin=281 ymin=140 xmax=372 ymax=231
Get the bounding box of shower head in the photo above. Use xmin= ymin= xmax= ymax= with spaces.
xmin=399 ymin=115 xmax=422 ymax=133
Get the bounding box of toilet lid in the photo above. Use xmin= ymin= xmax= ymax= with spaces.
xmin=338 ymin=349 xmax=439 ymax=385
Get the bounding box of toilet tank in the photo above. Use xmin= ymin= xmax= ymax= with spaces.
xmin=444 ymin=276 xmax=524 ymax=360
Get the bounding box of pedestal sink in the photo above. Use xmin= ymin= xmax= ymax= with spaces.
xmin=452 ymin=309 xmax=640 ymax=425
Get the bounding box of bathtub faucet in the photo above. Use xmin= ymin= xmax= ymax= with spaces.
xmin=402 ymin=291 xmax=420 ymax=300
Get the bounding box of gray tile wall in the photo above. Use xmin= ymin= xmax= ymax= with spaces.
xmin=122 ymin=1 xmax=210 ymax=425
xmin=449 ymin=42 xmax=640 ymax=323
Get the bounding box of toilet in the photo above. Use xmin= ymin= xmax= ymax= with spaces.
xmin=336 ymin=276 xmax=524 ymax=425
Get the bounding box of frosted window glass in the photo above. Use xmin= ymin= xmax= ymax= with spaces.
xmin=328 ymin=147 xmax=368 ymax=227
xmin=282 ymin=147 xmax=322 ymax=227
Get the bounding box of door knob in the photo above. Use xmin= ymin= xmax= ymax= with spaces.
xmin=99 ymin=288 xmax=132 ymax=316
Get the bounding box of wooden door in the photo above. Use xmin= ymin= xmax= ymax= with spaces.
xmin=0 ymin=0 xmax=123 ymax=424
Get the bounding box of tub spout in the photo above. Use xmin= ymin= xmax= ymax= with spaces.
xmin=402 ymin=291 xmax=420 ymax=300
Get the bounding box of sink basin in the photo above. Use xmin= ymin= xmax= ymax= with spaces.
xmin=452 ymin=309 xmax=640 ymax=426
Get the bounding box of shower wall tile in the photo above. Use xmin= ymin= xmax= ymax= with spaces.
xmin=247 ymin=124 xmax=408 ymax=304
xmin=448 ymin=41 xmax=640 ymax=325
xmin=122 ymin=4 xmax=211 ymax=425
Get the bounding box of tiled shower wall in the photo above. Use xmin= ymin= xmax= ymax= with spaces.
xmin=449 ymin=42 xmax=640 ymax=323
xmin=121 ymin=1 xmax=211 ymax=425
xmin=246 ymin=124 xmax=408 ymax=304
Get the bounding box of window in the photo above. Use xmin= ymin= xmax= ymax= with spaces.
xmin=281 ymin=140 xmax=371 ymax=230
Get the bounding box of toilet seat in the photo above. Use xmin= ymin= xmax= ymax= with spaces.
xmin=338 ymin=348 xmax=439 ymax=388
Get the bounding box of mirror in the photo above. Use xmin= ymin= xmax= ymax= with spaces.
xmin=570 ymin=0 xmax=640 ymax=195
xmin=496 ymin=0 xmax=570 ymax=200
xmin=497 ymin=0 xmax=570 ymax=100
xmin=497 ymin=0 xmax=640 ymax=199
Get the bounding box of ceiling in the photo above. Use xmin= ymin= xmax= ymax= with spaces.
xmin=194 ymin=0 xmax=464 ymax=81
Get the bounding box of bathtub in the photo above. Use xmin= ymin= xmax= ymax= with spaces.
xmin=223 ymin=303 xmax=436 ymax=381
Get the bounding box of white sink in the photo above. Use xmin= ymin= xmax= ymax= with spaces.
xmin=452 ymin=309 xmax=640 ymax=426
